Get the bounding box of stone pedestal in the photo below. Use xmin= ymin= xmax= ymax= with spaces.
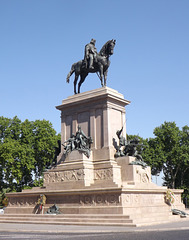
xmin=56 ymin=87 xmax=130 ymax=161
xmin=43 ymin=151 xmax=94 ymax=190
xmin=49 ymin=86 xmax=131 ymax=189
xmin=5 ymin=87 xmax=185 ymax=226
xmin=117 ymin=156 xmax=155 ymax=188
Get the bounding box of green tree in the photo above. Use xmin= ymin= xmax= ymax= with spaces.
xmin=142 ymin=122 xmax=189 ymax=189
xmin=0 ymin=116 xmax=60 ymax=191
xmin=175 ymin=125 xmax=189 ymax=188
xmin=32 ymin=119 xmax=60 ymax=181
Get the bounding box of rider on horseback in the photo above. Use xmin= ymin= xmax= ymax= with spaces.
xmin=84 ymin=38 xmax=97 ymax=69
xmin=67 ymin=39 xmax=116 ymax=94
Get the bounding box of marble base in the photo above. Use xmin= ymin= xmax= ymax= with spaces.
xmin=5 ymin=87 xmax=185 ymax=225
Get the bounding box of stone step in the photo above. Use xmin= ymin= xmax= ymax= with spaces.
xmin=0 ymin=212 xmax=182 ymax=227
xmin=125 ymin=206 xmax=176 ymax=218
xmin=0 ymin=216 xmax=133 ymax=224
xmin=0 ymin=220 xmax=137 ymax=227
xmin=0 ymin=214 xmax=130 ymax=219
xmin=129 ymin=210 xmax=182 ymax=224
xmin=130 ymin=210 xmax=172 ymax=219
xmin=0 ymin=217 xmax=136 ymax=227
xmin=1 ymin=212 xmax=174 ymax=220
xmin=0 ymin=213 xmax=134 ymax=226
xmin=2 ymin=212 xmax=174 ymax=219
xmin=133 ymin=214 xmax=181 ymax=225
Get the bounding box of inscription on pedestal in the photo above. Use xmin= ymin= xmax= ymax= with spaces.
xmin=44 ymin=169 xmax=85 ymax=184
xmin=94 ymin=168 xmax=113 ymax=180
xmin=136 ymin=167 xmax=150 ymax=183
xmin=80 ymin=193 xmax=120 ymax=206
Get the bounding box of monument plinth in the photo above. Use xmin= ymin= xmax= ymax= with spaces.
xmin=56 ymin=87 xmax=130 ymax=160
xmin=5 ymin=87 xmax=185 ymax=226
xmin=42 ymin=87 xmax=130 ymax=189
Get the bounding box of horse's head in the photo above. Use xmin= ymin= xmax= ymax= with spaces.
xmin=108 ymin=39 xmax=116 ymax=56
xmin=99 ymin=39 xmax=116 ymax=57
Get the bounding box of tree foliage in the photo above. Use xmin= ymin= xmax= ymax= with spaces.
xmin=141 ymin=122 xmax=189 ymax=189
xmin=0 ymin=116 xmax=60 ymax=192
xmin=1 ymin=116 xmax=189 ymax=194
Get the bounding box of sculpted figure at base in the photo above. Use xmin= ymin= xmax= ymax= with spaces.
xmin=126 ymin=138 xmax=147 ymax=168
xmin=66 ymin=39 xmax=116 ymax=94
xmin=115 ymin=127 xmax=127 ymax=157
xmin=62 ymin=126 xmax=93 ymax=158
xmin=45 ymin=204 xmax=61 ymax=215
xmin=115 ymin=129 xmax=147 ymax=168
xmin=63 ymin=134 xmax=76 ymax=154
xmin=49 ymin=140 xmax=61 ymax=168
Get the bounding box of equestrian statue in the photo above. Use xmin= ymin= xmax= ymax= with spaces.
xmin=66 ymin=39 xmax=116 ymax=94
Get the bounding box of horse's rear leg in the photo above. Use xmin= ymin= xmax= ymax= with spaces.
xmin=74 ymin=75 xmax=79 ymax=94
xmin=78 ymin=73 xmax=88 ymax=93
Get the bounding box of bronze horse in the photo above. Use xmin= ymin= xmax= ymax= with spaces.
xmin=66 ymin=39 xmax=116 ymax=94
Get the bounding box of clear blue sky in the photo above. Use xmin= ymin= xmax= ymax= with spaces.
xmin=1 ymin=0 xmax=189 ymax=140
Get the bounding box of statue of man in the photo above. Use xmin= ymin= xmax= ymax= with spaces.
xmin=115 ymin=127 xmax=127 ymax=157
xmin=51 ymin=140 xmax=61 ymax=167
xmin=126 ymin=138 xmax=143 ymax=162
xmin=84 ymin=39 xmax=97 ymax=69
xmin=63 ymin=134 xmax=76 ymax=155
xmin=75 ymin=125 xmax=88 ymax=149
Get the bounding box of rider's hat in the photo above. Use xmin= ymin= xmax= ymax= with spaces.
xmin=90 ymin=38 xmax=96 ymax=44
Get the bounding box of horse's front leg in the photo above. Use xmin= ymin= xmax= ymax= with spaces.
xmin=104 ymin=70 xmax=108 ymax=86
xmin=99 ymin=66 xmax=104 ymax=86
xmin=74 ymin=74 xmax=79 ymax=94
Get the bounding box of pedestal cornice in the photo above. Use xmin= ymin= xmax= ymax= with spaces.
xmin=56 ymin=87 xmax=130 ymax=111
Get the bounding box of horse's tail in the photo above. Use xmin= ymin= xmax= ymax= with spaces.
xmin=66 ymin=63 xmax=76 ymax=83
